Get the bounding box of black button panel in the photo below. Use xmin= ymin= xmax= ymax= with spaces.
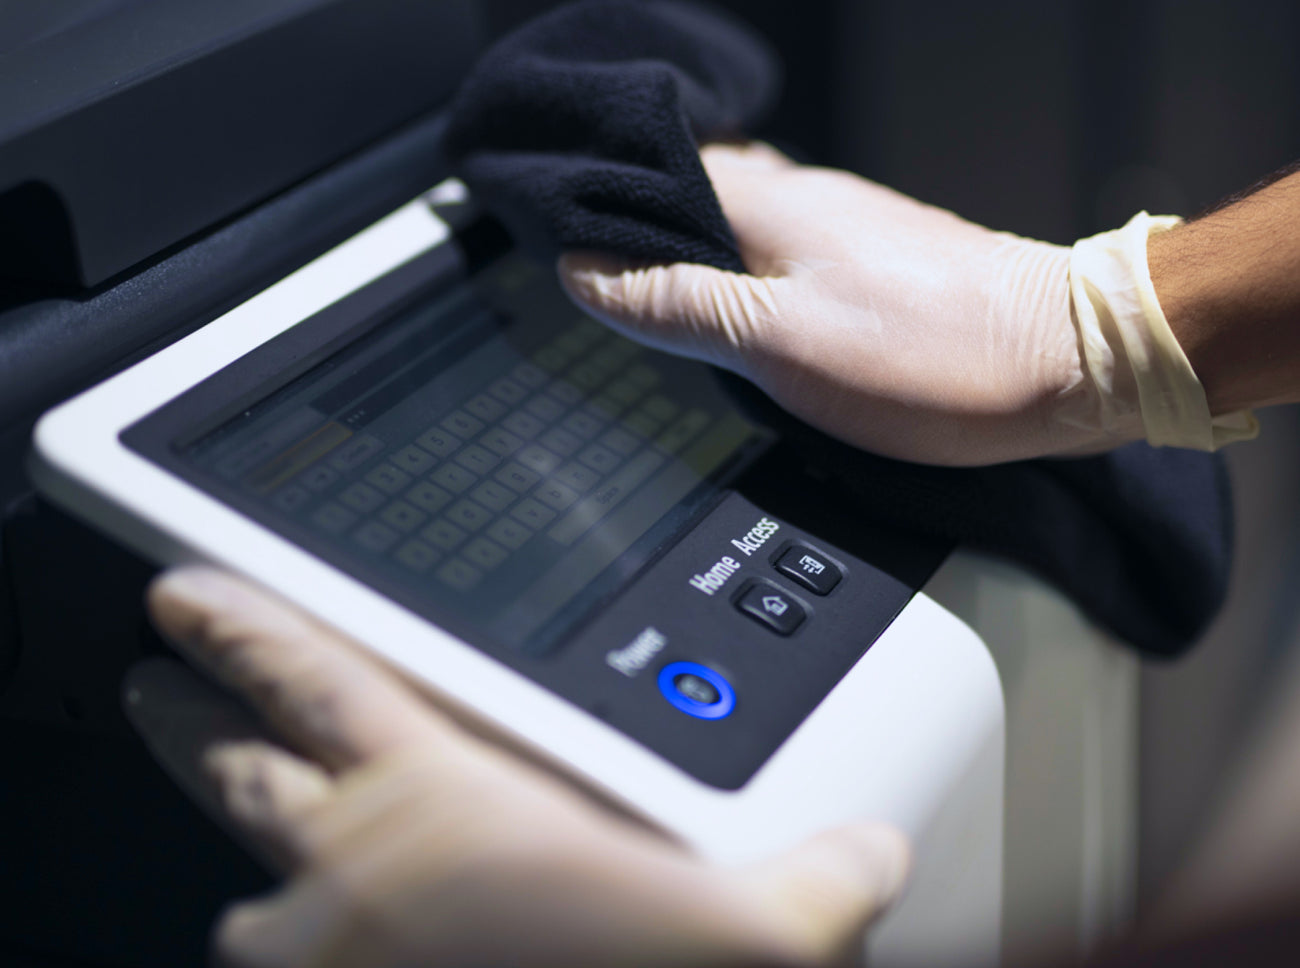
xmin=735 ymin=580 xmax=807 ymax=635
xmin=555 ymin=490 xmax=950 ymax=789
xmin=773 ymin=543 xmax=842 ymax=595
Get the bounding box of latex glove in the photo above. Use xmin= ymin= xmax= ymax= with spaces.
xmin=559 ymin=142 xmax=1255 ymax=465
xmin=126 ymin=567 xmax=910 ymax=968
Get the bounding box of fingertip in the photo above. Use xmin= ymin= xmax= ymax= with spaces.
xmin=147 ymin=566 xmax=236 ymax=633
xmin=740 ymin=821 xmax=913 ymax=965
xmin=839 ymin=823 xmax=912 ymax=909
xmin=215 ymin=885 xmax=336 ymax=968
xmin=214 ymin=898 xmax=282 ymax=968
xmin=775 ymin=821 xmax=912 ymax=918
xmin=557 ymin=250 xmax=631 ymax=310
xmin=148 ymin=569 xmax=293 ymax=661
xmin=150 ymin=564 xmax=239 ymax=606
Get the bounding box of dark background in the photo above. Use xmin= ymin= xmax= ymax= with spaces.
xmin=491 ymin=0 xmax=1300 ymax=241
xmin=3 ymin=1 xmax=1300 ymax=965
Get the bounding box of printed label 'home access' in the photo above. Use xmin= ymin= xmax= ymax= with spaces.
xmin=688 ymin=517 xmax=781 ymax=596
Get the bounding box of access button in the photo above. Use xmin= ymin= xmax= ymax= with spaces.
xmin=773 ymin=544 xmax=842 ymax=596
xmin=658 ymin=662 xmax=735 ymax=719
xmin=736 ymin=581 xmax=807 ymax=635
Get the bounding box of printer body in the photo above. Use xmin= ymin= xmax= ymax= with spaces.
xmin=0 ymin=3 xmax=1136 ymax=966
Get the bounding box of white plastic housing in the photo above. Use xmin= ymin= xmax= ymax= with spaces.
xmin=29 ymin=191 xmax=1007 ymax=966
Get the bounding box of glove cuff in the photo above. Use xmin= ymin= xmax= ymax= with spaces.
xmin=1069 ymin=212 xmax=1258 ymax=450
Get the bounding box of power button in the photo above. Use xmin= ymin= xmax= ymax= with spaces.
xmin=658 ymin=662 xmax=735 ymax=720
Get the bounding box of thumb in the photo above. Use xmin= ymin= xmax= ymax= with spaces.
xmin=740 ymin=824 xmax=911 ymax=963
xmin=557 ymin=252 xmax=780 ymax=372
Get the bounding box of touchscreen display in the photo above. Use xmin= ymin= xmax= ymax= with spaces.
xmin=128 ymin=246 xmax=766 ymax=656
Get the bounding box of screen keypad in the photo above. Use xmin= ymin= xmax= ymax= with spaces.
xmin=262 ymin=321 xmax=715 ymax=595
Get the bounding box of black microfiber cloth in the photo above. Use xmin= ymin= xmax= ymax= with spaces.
xmin=446 ymin=0 xmax=1233 ymax=655
xmin=444 ymin=0 xmax=777 ymax=272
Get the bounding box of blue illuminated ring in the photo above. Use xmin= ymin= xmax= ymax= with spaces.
xmin=657 ymin=662 xmax=735 ymax=720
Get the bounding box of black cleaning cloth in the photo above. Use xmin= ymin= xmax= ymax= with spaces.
xmin=446 ymin=0 xmax=1233 ymax=656
xmin=444 ymin=0 xmax=776 ymax=272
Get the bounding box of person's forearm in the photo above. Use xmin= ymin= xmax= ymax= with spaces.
xmin=1149 ymin=165 xmax=1300 ymax=414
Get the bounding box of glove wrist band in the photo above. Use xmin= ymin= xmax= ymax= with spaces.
xmin=1069 ymin=212 xmax=1258 ymax=451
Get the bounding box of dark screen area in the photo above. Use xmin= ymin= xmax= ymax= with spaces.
xmin=126 ymin=245 xmax=765 ymax=656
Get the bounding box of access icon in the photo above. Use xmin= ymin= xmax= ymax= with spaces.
xmin=774 ymin=543 xmax=842 ymax=596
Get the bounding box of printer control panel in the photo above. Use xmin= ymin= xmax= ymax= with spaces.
xmin=114 ymin=231 xmax=951 ymax=793
xmin=534 ymin=490 xmax=943 ymax=789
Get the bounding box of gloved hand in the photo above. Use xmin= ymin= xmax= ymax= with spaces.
xmin=559 ymin=142 xmax=1256 ymax=465
xmin=126 ymin=567 xmax=910 ymax=968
